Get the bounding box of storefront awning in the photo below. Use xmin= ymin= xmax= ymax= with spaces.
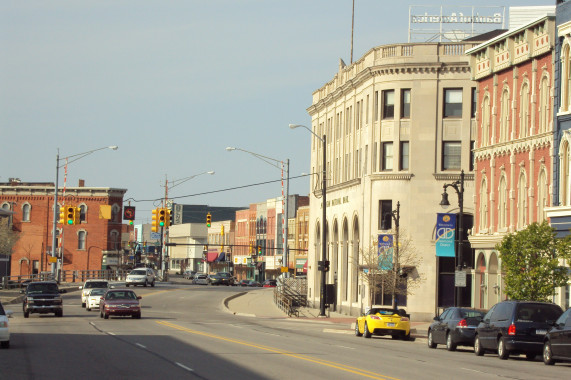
xmin=216 ymin=252 xmax=225 ymax=262
xmin=207 ymin=252 xmax=218 ymax=263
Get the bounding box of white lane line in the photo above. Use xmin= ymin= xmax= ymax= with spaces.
xmin=334 ymin=345 xmax=356 ymax=350
xmin=323 ymin=329 xmax=353 ymax=334
xmin=136 ymin=343 xmax=146 ymax=349
xmin=176 ymin=362 xmax=194 ymax=372
xmin=108 ymin=332 xmax=116 ymax=336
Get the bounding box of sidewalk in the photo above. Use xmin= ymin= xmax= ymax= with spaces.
xmin=224 ymin=288 xmax=430 ymax=339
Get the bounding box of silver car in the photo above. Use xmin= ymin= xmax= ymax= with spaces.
xmin=193 ymin=273 xmax=209 ymax=285
xmin=126 ymin=268 xmax=156 ymax=287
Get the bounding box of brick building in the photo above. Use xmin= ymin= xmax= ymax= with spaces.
xmin=0 ymin=179 xmax=127 ymax=276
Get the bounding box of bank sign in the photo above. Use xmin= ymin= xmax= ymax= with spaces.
xmin=435 ymin=213 xmax=456 ymax=257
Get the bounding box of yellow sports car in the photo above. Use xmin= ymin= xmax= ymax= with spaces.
xmin=355 ymin=307 xmax=411 ymax=340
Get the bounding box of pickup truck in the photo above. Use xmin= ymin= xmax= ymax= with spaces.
xmin=21 ymin=281 xmax=66 ymax=318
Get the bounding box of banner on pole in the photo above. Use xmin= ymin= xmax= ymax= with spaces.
xmin=436 ymin=213 xmax=456 ymax=257
xmin=378 ymin=234 xmax=394 ymax=270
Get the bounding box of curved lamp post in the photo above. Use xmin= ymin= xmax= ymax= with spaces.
xmin=289 ymin=123 xmax=327 ymax=317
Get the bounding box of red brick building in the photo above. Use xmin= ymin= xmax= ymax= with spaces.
xmin=1 ymin=179 xmax=127 ymax=276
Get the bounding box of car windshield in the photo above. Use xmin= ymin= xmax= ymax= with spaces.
xmin=515 ymin=304 xmax=563 ymax=322
xmin=89 ymin=289 xmax=106 ymax=296
xmin=218 ymin=273 xmax=230 ymax=278
xmin=27 ymin=283 xmax=59 ymax=294
xmin=85 ymin=281 xmax=108 ymax=288
xmin=106 ymin=291 xmax=137 ymax=300
xmin=130 ymin=270 xmax=147 ymax=275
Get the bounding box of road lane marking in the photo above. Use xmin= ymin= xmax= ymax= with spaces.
xmin=176 ymin=362 xmax=194 ymax=372
xmin=335 ymin=345 xmax=356 ymax=350
xmin=136 ymin=343 xmax=146 ymax=349
xmin=156 ymin=320 xmax=401 ymax=380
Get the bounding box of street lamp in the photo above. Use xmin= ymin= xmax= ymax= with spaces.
xmin=226 ymin=147 xmax=290 ymax=273
xmin=51 ymin=145 xmax=118 ymax=278
xmin=289 ymin=123 xmax=327 ymax=317
xmin=439 ymin=169 xmax=465 ymax=307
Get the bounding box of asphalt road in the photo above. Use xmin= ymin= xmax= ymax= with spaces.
xmin=1 ymin=283 xmax=569 ymax=380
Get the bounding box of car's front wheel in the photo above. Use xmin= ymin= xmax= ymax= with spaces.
xmin=543 ymin=341 xmax=555 ymax=365
xmin=446 ymin=332 xmax=457 ymax=351
xmin=428 ymin=330 xmax=436 ymax=348
xmin=497 ymin=337 xmax=509 ymax=360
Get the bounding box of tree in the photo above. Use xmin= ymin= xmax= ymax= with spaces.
xmin=357 ymin=229 xmax=424 ymax=308
xmin=0 ymin=219 xmax=19 ymax=258
xmin=496 ymin=221 xmax=571 ymax=302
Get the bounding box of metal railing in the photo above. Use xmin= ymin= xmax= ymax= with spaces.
xmin=273 ymin=278 xmax=307 ymax=317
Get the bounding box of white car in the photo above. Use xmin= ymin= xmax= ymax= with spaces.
xmin=126 ymin=268 xmax=156 ymax=287
xmin=85 ymin=288 xmax=107 ymax=311
xmin=0 ymin=301 xmax=13 ymax=349
xmin=79 ymin=280 xmax=110 ymax=308
xmin=193 ymin=273 xmax=209 ymax=285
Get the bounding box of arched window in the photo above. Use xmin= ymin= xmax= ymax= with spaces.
xmin=563 ymin=43 xmax=571 ymax=112
xmin=78 ymin=230 xmax=86 ymax=250
xmin=498 ymin=175 xmax=508 ymax=229
xmin=520 ymin=82 xmax=529 ymax=138
xmin=517 ymin=171 xmax=527 ymax=229
xmin=111 ymin=204 xmax=120 ymax=223
xmin=22 ymin=203 xmax=31 ymax=222
xmin=481 ymin=94 xmax=490 ymax=147
xmin=500 ymin=88 xmax=510 ymax=142
xmin=539 ymin=75 xmax=549 ymax=133
xmin=537 ymin=169 xmax=547 ymax=222
xmin=480 ymin=177 xmax=489 ymax=230
xmin=562 ymin=141 xmax=570 ymax=206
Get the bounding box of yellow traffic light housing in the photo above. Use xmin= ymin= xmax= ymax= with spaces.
xmin=74 ymin=207 xmax=81 ymax=224
xmin=165 ymin=208 xmax=172 ymax=227
xmin=158 ymin=208 xmax=166 ymax=227
xmin=66 ymin=206 xmax=75 ymax=225
xmin=59 ymin=206 xmax=66 ymax=225
xmin=151 ymin=208 xmax=159 ymax=232
xmin=206 ymin=212 xmax=211 ymax=227
xmin=257 ymin=245 xmax=262 ymax=255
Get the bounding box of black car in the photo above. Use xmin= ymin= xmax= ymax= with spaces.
xmin=474 ymin=300 xmax=563 ymax=360
xmin=428 ymin=307 xmax=486 ymax=351
xmin=21 ymin=281 xmax=66 ymax=318
xmin=543 ymin=307 xmax=571 ymax=365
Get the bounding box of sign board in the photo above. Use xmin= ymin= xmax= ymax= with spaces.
xmin=455 ymin=270 xmax=467 ymax=287
xmin=281 ymin=266 xmax=288 ymax=273
xmin=436 ymin=213 xmax=456 ymax=257
xmin=150 ymin=232 xmax=161 ymax=240
xmin=48 ymin=256 xmax=58 ymax=263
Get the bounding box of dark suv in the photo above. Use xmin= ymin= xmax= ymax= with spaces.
xmin=21 ymin=281 xmax=66 ymax=318
xmin=474 ymin=300 xmax=563 ymax=360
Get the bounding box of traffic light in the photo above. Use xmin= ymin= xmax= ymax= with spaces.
xmin=165 ymin=208 xmax=172 ymax=227
xmin=66 ymin=206 xmax=75 ymax=225
xmin=206 ymin=212 xmax=211 ymax=227
xmin=249 ymin=243 xmax=253 ymax=254
xmin=74 ymin=207 xmax=81 ymax=225
xmin=324 ymin=260 xmax=330 ymax=272
xmin=257 ymin=245 xmax=262 ymax=255
xmin=151 ymin=208 xmax=159 ymax=232
xmin=318 ymin=260 xmax=324 ymax=271
xmin=59 ymin=206 xmax=66 ymax=225
xmin=158 ymin=208 xmax=167 ymax=227
xmin=124 ymin=206 xmax=135 ymax=226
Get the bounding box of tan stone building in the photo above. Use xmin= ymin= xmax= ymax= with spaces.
xmin=304 ymin=41 xmax=483 ymax=320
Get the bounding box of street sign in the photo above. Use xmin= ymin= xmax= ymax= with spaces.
xmin=281 ymin=266 xmax=288 ymax=273
xmin=48 ymin=256 xmax=57 ymax=263
xmin=150 ymin=232 xmax=161 ymax=240
xmin=455 ymin=270 xmax=467 ymax=287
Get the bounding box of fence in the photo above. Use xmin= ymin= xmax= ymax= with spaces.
xmin=273 ymin=277 xmax=308 ymax=317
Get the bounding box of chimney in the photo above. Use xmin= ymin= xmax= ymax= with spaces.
xmin=78 ymin=179 xmax=85 ymax=187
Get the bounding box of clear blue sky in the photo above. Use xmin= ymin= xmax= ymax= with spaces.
xmin=0 ymin=1 xmax=555 ymax=224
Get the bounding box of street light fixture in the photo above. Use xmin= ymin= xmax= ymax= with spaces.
xmin=51 ymin=145 xmax=118 ymax=278
xmin=226 ymin=146 xmax=290 ymax=273
xmin=439 ymin=169 xmax=465 ymax=307
xmin=289 ymin=123 xmax=328 ymax=317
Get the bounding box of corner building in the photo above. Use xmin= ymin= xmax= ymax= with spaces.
xmin=306 ymin=42 xmax=480 ymax=320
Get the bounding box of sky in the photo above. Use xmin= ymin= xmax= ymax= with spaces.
xmin=0 ymin=0 xmax=556 ymax=224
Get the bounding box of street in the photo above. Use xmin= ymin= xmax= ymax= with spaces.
xmin=1 ymin=284 xmax=569 ymax=380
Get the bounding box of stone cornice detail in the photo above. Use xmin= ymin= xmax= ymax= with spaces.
xmin=369 ymin=173 xmax=414 ymax=181
xmin=468 ymin=233 xmax=505 ymax=248
xmin=433 ymin=173 xmax=474 ymax=181
xmin=474 ymin=133 xmax=552 ymax=161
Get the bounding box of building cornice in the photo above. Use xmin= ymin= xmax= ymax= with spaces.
xmin=474 ymin=133 xmax=552 ymax=160
xmin=468 ymin=233 xmax=505 ymax=249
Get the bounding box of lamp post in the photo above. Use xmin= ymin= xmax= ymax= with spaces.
xmin=226 ymin=147 xmax=290 ymax=274
xmin=289 ymin=124 xmax=327 ymax=317
xmin=439 ymin=170 xmax=465 ymax=307
xmin=51 ymin=146 xmax=118 ymax=278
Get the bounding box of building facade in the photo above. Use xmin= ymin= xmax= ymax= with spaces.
xmin=306 ymin=41 xmax=481 ymax=320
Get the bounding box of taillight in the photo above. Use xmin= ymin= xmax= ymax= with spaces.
xmin=457 ymin=319 xmax=468 ymax=328
xmin=508 ymin=323 xmax=516 ymax=336
xmin=400 ymin=317 xmax=409 ymax=321
xmin=370 ymin=315 xmax=380 ymax=320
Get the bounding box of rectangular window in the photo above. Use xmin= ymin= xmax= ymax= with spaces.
xmin=470 ymin=141 xmax=475 ymax=172
xmin=400 ymin=141 xmax=409 ymax=170
xmin=374 ymin=91 xmax=379 ymax=121
xmin=401 ymin=89 xmax=411 ymax=118
xmin=379 ymin=200 xmax=393 ymax=230
xmin=444 ymin=88 xmax=463 ymax=118
xmin=382 ymin=142 xmax=393 ymax=171
xmin=382 ymin=90 xmax=395 ymax=119
xmin=442 ymin=141 xmax=461 ymax=170
xmin=471 ymin=87 xmax=477 ymax=118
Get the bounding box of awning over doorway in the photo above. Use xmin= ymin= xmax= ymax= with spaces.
xmin=207 ymin=252 xmax=218 ymax=263
xmin=216 ymin=252 xmax=225 ymax=262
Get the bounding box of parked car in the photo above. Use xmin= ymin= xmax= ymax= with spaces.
xmin=126 ymin=268 xmax=156 ymax=287
xmin=0 ymin=301 xmax=13 ymax=349
xmin=208 ymin=273 xmax=224 ymax=285
xmin=193 ymin=273 xmax=209 ymax=285
xmin=183 ymin=270 xmax=197 ymax=280
xmin=355 ymin=307 xmax=411 ymax=340
xmin=85 ymin=288 xmax=107 ymax=311
xmin=79 ymin=279 xmax=110 ymax=307
xmin=21 ymin=281 xmax=65 ymax=318
xmin=262 ymin=279 xmax=277 ymax=288
xmin=216 ymin=272 xmax=235 ymax=286
xmin=427 ymin=307 xmax=486 ymax=351
xmin=238 ymin=279 xmax=250 ymax=287
xmin=474 ymin=300 xmax=563 ymax=360
xmin=246 ymin=280 xmax=262 ymax=287
xmin=99 ymin=289 xmax=142 ymax=319
xmin=543 ymin=307 xmax=571 ymax=365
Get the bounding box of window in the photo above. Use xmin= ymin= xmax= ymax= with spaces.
xmin=470 ymin=141 xmax=475 ymax=172
xmin=520 ymin=82 xmax=529 ymax=138
xmin=562 ymin=141 xmax=570 ymax=206
xmin=517 ymin=172 xmax=527 ymax=229
xmin=444 ymin=89 xmax=462 ymax=118
xmin=400 ymin=141 xmax=409 ymax=170
xmin=401 ymin=89 xmax=411 ymax=118
xmin=382 ymin=142 xmax=393 ymax=171
xmin=500 ymin=88 xmax=509 ymax=142
xmin=442 ymin=142 xmax=461 ymax=170
xmin=538 ymin=169 xmax=547 ymax=222
xmin=479 ymin=177 xmax=489 ymax=230
xmin=471 ymin=87 xmax=477 ymax=118
xmin=78 ymin=230 xmax=86 ymax=250
xmin=498 ymin=175 xmax=508 ymax=229
xmin=561 ymin=43 xmax=571 ymax=112
xmin=79 ymin=204 xmax=87 ymax=223
xmin=382 ymin=90 xmax=395 ymax=119
xmin=22 ymin=204 xmax=30 ymax=222
xmin=374 ymin=91 xmax=379 ymax=121
xmin=539 ymin=75 xmax=549 ymax=133
xmin=481 ymin=94 xmax=490 ymax=147
xmin=379 ymin=200 xmax=393 ymax=230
